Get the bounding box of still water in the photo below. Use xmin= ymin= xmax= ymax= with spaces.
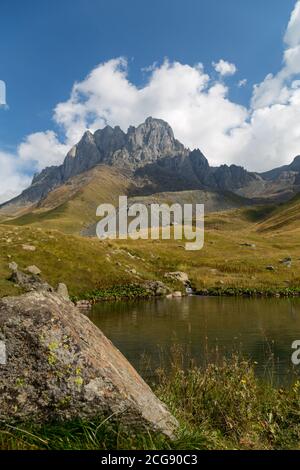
xmin=89 ymin=296 xmax=300 ymax=386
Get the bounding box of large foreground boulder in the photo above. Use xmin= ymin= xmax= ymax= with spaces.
xmin=0 ymin=291 xmax=178 ymax=438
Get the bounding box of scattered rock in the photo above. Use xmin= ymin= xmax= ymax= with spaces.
xmin=26 ymin=265 xmax=41 ymax=276
xmin=166 ymin=291 xmax=183 ymax=299
xmin=143 ymin=281 xmax=170 ymax=297
xmin=22 ymin=244 xmax=36 ymax=252
xmin=172 ymin=291 xmax=182 ymax=298
xmin=8 ymin=262 xmax=18 ymax=272
xmin=164 ymin=271 xmax=189 ymax=284
xmin=266 ymin=265 xmax=275 ymax=271
xmin=56 ymin=283 xmax=70 ymax=301
xmin=185 ymin=286 xmax=194 ymax=295
xmin=75 ymin=299 xmax=92 ymax=309
xmin=240 ymin=243 xmax=256 ymax=248
xmin=0 ymin=291 xmax=178 ymax=437
xmin=280 ymin=257 xmax=292 ymax=267
xmin=9 ymin=269 xmax=53 ymax=293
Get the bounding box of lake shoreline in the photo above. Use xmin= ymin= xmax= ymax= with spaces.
xmin=72 ymin=283 xmax=300 ymax=308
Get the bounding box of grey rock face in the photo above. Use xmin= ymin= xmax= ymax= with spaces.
xmin=164 ymin=271 xmax=190 ymax=285
xmin=136 ymin=149 xmax=258 ymax=193
xmin=0 ymin=291 xmax=178 ymax=437
xmin=125 ymin=117 xmax=186 ymax=160
xmin=25 ymin=265 xmax=42 ymax=276
xmin=94 ymin=125 xmax=126 ymax=156
xmin=261 ymin=155 xmax=300 ymax=181
xmin=56 ymin=283 xmax=70 ymax=301
xmin=8 ymin=262 xmax=18 ymax=272
xmin=63 ymin=117 xmax=187 ymax=177
xmin=0 ymin=118 xmax=188 ymax=211
xmin=1 ymin=116 xmax=288 ymax=213
xmin=62 ymin=131 xmax=102 ymax=180
xmin=143 ymin=280 xmax=171 ymax=297
xmin=9 ymin=269 xmax=53 ymax=292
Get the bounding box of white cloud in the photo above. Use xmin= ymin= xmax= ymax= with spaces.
xmin=228 ymin=0 xmax=300 ymax=171
xmin=1 ymin=2 xmax=300 ymax=203
xmin=251 ymin=1 xmax=300 ymax=109
xmin=229 ymin=83 xmax=300 ymax=171
xmin=18 ymin=130 xmax=69 ymax=172
xmin=0 ymin=151 xmax=31 ymax=204
xmin=18 ymin=131 xmax=69 ymax=171
xmin=52 ymin=58 xmax=246 ymax=166
xmin=213 ymin=59 xmax=237 ymax=76
xmin=284 ymin=0 xmax=300 ymax=47
xmin=238 ymin=79 xmax=247 ymax=88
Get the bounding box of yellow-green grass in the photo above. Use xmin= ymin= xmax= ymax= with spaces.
xmin=0 ymin=199 xmax=300 ymax=299
xmin=256 ymin=193 xmax=300 ymax=233
xmin=2 ymin=165 xmax=133 ymax=234
xmin=1 ymin=354 xmax=300 ymax=450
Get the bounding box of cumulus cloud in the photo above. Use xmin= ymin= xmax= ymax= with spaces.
xmin=252 ymin=0 xmax=300 ymax=109
xmin=52 ymin=58 xmax=246 ymax=163
xmin=18 ymin=131 xmax=69 ymax=172
xmin=1 ymin=1 xmax=300 ymax=203
xmin=0 ymin=151 xmax=31 ymax=204
xmin=213 ymin=59 xmax=237 ymax=76
xmin=284 ymin=0 xmax=300 ymax=47
xmin=231 ymin=0 xmax=300 ymax=170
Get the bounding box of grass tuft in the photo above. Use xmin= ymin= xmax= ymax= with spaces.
xmin=1 ymin=353 xmax=300 ymax=450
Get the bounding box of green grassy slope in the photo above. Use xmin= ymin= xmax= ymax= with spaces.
xmin=1 ymin=195 xmax=300 ymax=299
xmin=255 ymin=193 xmax=300 ymax=233
xmin=2 ymin=165 xmax=133 ymax=234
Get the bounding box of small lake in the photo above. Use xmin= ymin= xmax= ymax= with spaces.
xmin=89 ymin=296 xmax=300 ymax=386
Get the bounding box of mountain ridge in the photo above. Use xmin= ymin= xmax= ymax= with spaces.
xmin=1 ymin=117 xmax=300 ymax=218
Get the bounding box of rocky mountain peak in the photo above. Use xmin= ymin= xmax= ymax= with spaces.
xmin=3 ymin=117 xmax=189 ymax=207
xmin=291 ymin=155 xmax=300 ymax=170
xmin=94 ymin=125 xmax=126 ymax=155
xmin=126 ymin=117 xmax=185 ymax=157
xmin=3 ymin=117 xmax=297 ymax=213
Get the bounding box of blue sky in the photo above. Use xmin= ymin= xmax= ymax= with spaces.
xmin=1 ymin=0 xmax=300 ymax=202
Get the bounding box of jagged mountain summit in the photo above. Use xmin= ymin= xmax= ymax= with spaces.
xmin=1 ymin=117 xmax=299 ymax=219
xmin=1 ymin=117 xmax=259 ymax=211
xmin=62 ymin=117 xmax=187 ymax=180
xmin=262 ymin=155 xmax=300 ymax=183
